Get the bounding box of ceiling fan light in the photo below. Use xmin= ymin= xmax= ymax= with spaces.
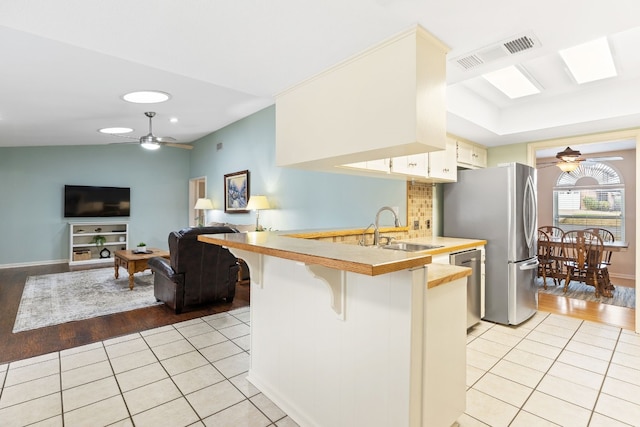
xmin=557 ymin=162 xmax=579 ymax=172
xmin=122 ymin=91 xmax=171 ymax=104
xmin=555 ymin=146 xmax=581 ymax=162
xmin=140 ymin=141 xmax=161 ymax=150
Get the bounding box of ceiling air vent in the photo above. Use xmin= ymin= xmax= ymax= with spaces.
xmin=504 ymin=35 xmax=536 ymax=54
xmin=451 ymin=31 xmax=541 ymax=71
xmin=456 ymin=54 xmax=484 ymax=70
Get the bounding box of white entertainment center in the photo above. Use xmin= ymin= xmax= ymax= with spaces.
xmin=68 ymin=221 xmax=129 ymax=266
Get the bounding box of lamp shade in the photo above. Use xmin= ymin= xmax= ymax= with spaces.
xmin=557 ymin=162 xmax=579 ymax=172
xmin=194 ymin=198 xmax=214 ymax=210
xmin=246 ymin=195 xmax=270 ymax=210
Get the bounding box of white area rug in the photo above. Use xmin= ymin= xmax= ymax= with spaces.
xmin=13 ymin=268 xmax=162 ymax=333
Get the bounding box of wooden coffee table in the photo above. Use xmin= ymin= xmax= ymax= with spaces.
xmin=114 ymin=248 xmax=170 ymax=290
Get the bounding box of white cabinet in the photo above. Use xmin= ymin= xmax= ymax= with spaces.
xmin=341 ymin=158 xmax=391 ymax=174
xmin=366 ymin=158 xmax=392 ymax=173
xmin=340 ymin=142 xmax=457 ymax=182
xmin=428 ymin=138 xmax=457 ymax=181
xmin=69 ymin=221 xmax=129 ymax=265
xmin=391 ymin=153 xmax=427 ymax=176
xmin=391 ymin=139 xmax=456 ymax=182
xmin=456 ymin=140 xmax=487 ymax=169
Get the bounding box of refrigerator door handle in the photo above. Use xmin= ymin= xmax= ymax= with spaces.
xmin=519 ymin=258 xmax=539 ymax=270
xmin=523 ymin=175 xmax=537 ymax=249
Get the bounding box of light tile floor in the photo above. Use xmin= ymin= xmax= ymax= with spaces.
xmin=462 ymin=311 xmax=640 ymax=427
xmin=0 ymin=307 xmax=639 ymax=426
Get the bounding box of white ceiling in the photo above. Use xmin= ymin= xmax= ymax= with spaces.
xmin=1 ymin=0 xmax=639 ymax=154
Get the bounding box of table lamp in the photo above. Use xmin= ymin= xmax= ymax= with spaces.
xmin=194 ymin=198 xmax=214 ymax=227
xmin=246 ymin=195 xmax=271 ymax=231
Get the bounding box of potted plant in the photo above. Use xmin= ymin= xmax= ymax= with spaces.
xmin=136 ymin=242 xmax=147 ymax=253
xmin=92 ymin=235 xmax=106 ymax=247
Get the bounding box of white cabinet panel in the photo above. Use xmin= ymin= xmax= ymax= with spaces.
xmin=428 ymin=138 xmax=457 ymax=181
xmin=391 ymin=153 xmax=427 ymax=176
xmin=456 ymin=140 xmax=487 ymax=169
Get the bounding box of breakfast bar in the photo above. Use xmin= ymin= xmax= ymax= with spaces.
xmin=199 ymin=231 xmax=472 ymax=427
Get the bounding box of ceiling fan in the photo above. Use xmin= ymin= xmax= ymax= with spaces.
xmin=536 ymin=146 xmax=622 ymax=171
xmin=111 ymin=112 xmax=193 ymax=150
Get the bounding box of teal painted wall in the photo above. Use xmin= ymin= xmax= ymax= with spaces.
xmin=189 ymin=106 xmax=407 ymax=230
xmin=0 ymin=144 xmax=189 ymax=266
xmin=0 ymin=106 xmax=406 ymax=266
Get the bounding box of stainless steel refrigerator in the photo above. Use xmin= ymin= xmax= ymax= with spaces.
xmin=443 ymin=162 xmax=538 ymax=325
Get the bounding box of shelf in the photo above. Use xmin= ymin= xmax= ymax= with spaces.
xmin=69 ymin=221 xmax=129 ymax=265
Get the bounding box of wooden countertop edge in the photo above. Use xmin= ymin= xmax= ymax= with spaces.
xmin=285 ymin=226 xmax=409 ymax=239
xmin=427 ymin=264 xmax=471 ymax=289
xmin=419 ymin=240 xmax=488 ymax=256
xmin=198 ymin=235 xmax=431 ymax=276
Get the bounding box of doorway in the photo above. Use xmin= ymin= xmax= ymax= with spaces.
xmin=527 ymin=130 xmax=638 ymax=332
xmin=189 ymin=177 xmax=208 ymax=227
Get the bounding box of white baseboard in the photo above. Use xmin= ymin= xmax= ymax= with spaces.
xmin=0 ymin=259 xmax=68 ymax=270
xmin=610 ymin=272 xmax=636 ymax=281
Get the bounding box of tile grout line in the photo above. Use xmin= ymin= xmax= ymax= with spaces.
xmin=507 ymin=316 xmax=586 ymax=426
xmin=586 ymin=326 xmax=624 ymax=426
xmin=102 ymin=339 xmax=135 ymax=426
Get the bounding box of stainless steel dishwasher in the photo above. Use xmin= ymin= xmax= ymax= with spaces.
xmin=450 ymin=249 xmax=482 ymax=329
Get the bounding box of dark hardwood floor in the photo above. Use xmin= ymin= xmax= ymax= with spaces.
xmin=0 ymin=263 xmax=250 ymax=365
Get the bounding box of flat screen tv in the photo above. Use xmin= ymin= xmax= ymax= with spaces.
xmin=64 ymin=185 xmax=131 ymax=217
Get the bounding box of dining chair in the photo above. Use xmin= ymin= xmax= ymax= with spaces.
xmin=584 ymin=227 xmax=615 ymax=294
xmin=538 ymin=225 xmax=565 ymax=279
xmin=538 ymin=225 xmax=564 ymax=239
xmin=584 ymin=227 xmax=615 ymax=265
xmin=537 ymin=229 xmax=559 ymax=289
xmin=561 ymin=230 xmax=610 ymax=297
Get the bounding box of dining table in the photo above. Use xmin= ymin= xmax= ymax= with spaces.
xmin=538 ymin=236 xmax=629 ymax=296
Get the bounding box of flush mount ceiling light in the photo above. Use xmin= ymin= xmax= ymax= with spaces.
xmin=559 ymin=37 xmax=617 ymax=84
xmin=98 ymin=127 xmax=133 ymax=134
xmin=482 ymin=65 xmax=541 ymax=99
xmin=122 ymin=90 xmax=171 ymax=104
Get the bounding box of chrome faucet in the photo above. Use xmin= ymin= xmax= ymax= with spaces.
xmin=373 ymin=206 xmax=401 ymax=246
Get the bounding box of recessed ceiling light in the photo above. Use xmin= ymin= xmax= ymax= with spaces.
xmin=482 ymin=65 xmax=541 ymax=99
xmin=98 ymin=127 xmax=133 ymax=134
xmin=122 ymin=90 xmax=171 ymax=104
xmin=169 ymin=117 xmax=179 ymax=123
xmin=559 ymin=37 xmax=617 ymax=84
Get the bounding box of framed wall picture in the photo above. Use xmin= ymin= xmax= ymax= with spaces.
xmin=224 ymin=170 xmax=250 ymax=213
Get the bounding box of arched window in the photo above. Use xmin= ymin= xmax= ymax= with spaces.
xmin=553 ymin=162 xmax=624 ymax=239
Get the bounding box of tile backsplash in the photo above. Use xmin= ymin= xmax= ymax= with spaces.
xmin=406 ymin=181 xmax=434 ymax=239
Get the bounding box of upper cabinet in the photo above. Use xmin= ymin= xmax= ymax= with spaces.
xmin=391 ymin=153 xmax=428 ymax=177
xmin=275 ymin=25 xmax=449 ymax=170
xmin=456 ymin=139 xmax=487 ymax=169
xmin=428 ymin=137 xmax=458 ymax=181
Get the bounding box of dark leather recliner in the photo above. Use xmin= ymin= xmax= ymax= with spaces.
xmin=148 ymin=226 xmax=240 ymax=313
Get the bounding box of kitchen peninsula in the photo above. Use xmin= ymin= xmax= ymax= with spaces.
xmin=199 ymin=231 xmax=480 ymax=427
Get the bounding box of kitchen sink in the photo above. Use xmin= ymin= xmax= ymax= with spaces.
xmin=381 ymin=242 xmax=444 ymax=252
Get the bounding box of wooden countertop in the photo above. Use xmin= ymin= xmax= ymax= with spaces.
xmin=427 ymin=263 xmax=472 ymax=289
xmin=198 ymin=232 xmax=432 ymax=276
xmin=198 ymin=231 xmax=483 ymax=287
xmin=397 ymin=236 xmax=487 ymax=256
